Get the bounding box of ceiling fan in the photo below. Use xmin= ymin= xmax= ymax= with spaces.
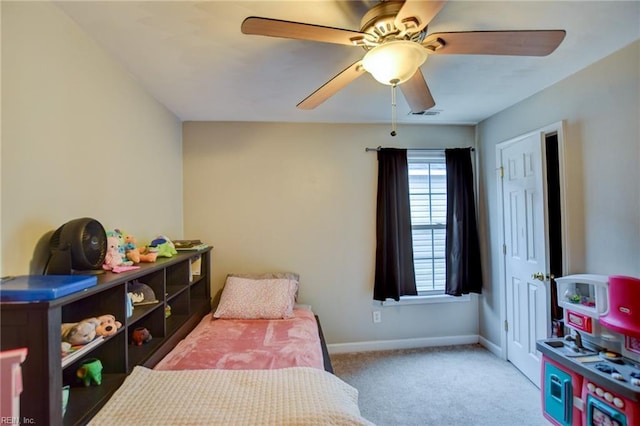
xmin=241 ymin=0 xmax=565 ymax=115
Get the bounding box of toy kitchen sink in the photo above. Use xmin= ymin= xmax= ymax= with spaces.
xmin=541 ymin=338 xmax=598 ymax=357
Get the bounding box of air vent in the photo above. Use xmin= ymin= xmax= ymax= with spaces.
xmin=409 ymin=109 xmax=442 ymax=116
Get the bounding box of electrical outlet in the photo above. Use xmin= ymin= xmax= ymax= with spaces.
xmin=373 ymin=310 xmax=381 ymax=323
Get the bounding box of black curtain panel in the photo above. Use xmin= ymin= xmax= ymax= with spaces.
xmin=445 ymin=148 xmax=483 ymax=296
xmin=374 ymin=148 xmax=417 ymax=301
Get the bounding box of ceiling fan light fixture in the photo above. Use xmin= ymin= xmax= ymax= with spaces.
xmin=362 ymin=40 xmax=428 ymax=85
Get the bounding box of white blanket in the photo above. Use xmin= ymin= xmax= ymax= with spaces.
xmin=89 ymin=366 xmax=374 ymax=425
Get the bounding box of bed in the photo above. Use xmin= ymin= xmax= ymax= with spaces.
xmin=89 ymin=273 xmax=372 ymax=425
xmin=154 ymin=307 xmax=326 ymax=371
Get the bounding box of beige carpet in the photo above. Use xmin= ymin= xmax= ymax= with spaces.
xmin=331 ymin=344 xmax=550 ymax=426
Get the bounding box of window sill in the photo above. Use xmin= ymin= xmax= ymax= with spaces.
xmin=376 ymin=294 xmax=471 ymax=306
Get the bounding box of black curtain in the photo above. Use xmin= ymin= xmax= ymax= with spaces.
xmin=445 ymin=148 xmax=483 ymax=296
xmin=373 ymin=149 xmax=417 ymax=301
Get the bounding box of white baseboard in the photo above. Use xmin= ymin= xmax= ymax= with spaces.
xmin=478 ymin=335 xmax=503 ymax=358
xmin=327 ymin=334 xmax=479 ymax=354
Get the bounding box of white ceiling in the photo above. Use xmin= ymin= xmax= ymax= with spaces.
xmin=55 ymin=1 xmax=640 ymax=125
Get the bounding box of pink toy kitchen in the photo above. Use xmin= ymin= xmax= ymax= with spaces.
xmin=537 ymin=274 xmax=640 ymax=426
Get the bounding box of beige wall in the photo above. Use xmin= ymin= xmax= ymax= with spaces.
xmin=477 ymin=40 xmax=640 ymax=349
xmin=5 ymin=1 xmax=637 ymax=351
xmin=183 ymin=122 xmax=479 ymax=346
xmin=1 ymin=2 xmax=183 ymax=276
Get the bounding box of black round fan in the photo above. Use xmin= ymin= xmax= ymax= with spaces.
xmin=44 ymin=218 xmax=107 ymax=275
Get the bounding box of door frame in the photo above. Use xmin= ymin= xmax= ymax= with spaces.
xmin=496 ymin=120 xmax=569 ymax=361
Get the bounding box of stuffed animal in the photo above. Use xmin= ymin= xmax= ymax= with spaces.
xmin=103 ymin=235 xmax=126 ymax=270
xmin=148 ymin=235 xmax=177 ymax=258
xmin=77 ymin=358 xmax=103 ymax=386
xmin=61 ymin=318 xmax=101 ymax=346
xmin=95 ymin=314 xmax=122 ymax=337
xmin=121 ymin=231 xmax=158 ymax=264
xmin=107 ymin=230 xmax=130 ymax=264
xmin=61 ymin=314 xmax=122 ymax=347
xmin=103 ymin=233 xmax=140 ymax=273
xmin=124 ymin=232 xmax=141 ymax=263
xmin=137 ymin=245 xmax=159 ymax=262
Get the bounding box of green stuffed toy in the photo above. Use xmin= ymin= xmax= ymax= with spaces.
xmin=77 ymin=358 xmax=103 ymax=386
xmin=148 ymin=235 xmax=177 ymax=258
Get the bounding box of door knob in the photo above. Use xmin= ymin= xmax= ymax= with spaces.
xmin=532 ymin=273 xmax=554 ymax=282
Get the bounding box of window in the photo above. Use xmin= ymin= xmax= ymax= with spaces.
xmin=407 ymin=150 xmax=446 ymax=294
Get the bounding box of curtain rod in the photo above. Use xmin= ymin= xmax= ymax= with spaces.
xmin=365 ymin=146 xmax=475 ymax=152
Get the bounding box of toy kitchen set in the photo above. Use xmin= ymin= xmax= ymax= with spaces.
xmin=537 ymin=274 xmax=640 ymax=426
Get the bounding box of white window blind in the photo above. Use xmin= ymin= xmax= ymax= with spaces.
xmin=407 ymin=150 xmax=446 ymax=294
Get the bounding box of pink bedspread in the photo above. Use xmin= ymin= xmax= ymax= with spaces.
xmin=154 ymin=308 xmax=325 ymax=371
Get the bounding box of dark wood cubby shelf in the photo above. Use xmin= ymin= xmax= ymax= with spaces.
xmin=1 ymin=248 xmax=211 ymax=425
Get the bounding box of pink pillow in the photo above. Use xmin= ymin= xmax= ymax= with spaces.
xmin=213 ymin=277 xmax=298 ymax=319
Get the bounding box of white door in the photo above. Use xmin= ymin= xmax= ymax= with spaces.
xmin=499 ymin=131 xmax=550 ymax=387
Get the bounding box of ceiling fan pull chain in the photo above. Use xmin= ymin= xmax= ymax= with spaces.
xmin=390 ymin=80 xmax=399 ymax=137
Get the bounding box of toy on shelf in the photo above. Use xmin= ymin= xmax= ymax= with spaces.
xmin=148 ymin=235 xmax=177 ymax=258
xmin=76 ymin=358 xmax=102 ymax=386
xmin=103 ymin=231 xmax=139 ymax=273
xmin=103 ymin=235 xmax=125 ymax=270
xmin=61 ymin=314 xmax=122 ymax=355
xmin=120 ymin=230 xmax=158 ymax=264
xmin=95 ymin=314 xmax=122 ymax=337
xmin=131 ymin=327 xmax=152 ymax=346
xmin=106 ymin=230 xmax=132 ymax=265
xmin=61 ymin=318 xmax=101 ymax=346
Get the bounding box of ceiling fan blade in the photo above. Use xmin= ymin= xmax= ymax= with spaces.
xmin=297 ymin=60 xmax=366 ymax=110
xmin=395 ymin=0 xmax=447 ymax=34
xmin=400 ymin=69 xmax=435 ymax=112
xmin=241 ymin=17 xmax=370 ymax=46
xmin=423 ymin=30 xmax=566 ymax=56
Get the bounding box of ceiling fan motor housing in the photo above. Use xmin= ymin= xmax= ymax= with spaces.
xmin=359 ymin=1 xmax=425 ymax=47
